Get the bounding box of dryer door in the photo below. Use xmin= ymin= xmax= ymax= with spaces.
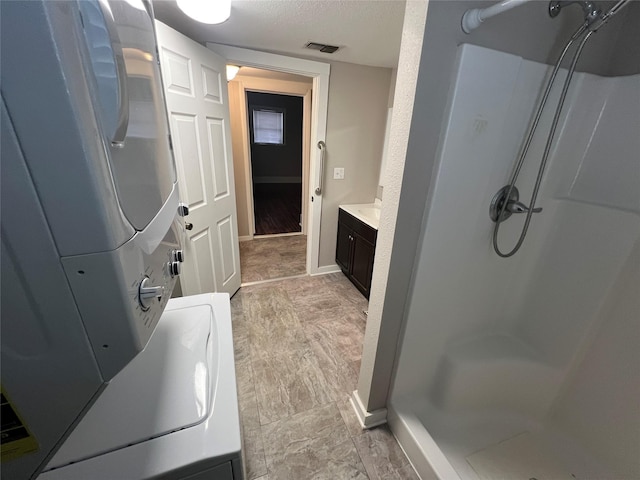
xmin=79 ymin=0 xmax=176 ymax=231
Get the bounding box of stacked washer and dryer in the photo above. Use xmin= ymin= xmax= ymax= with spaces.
xmin=1 ymin=1 xmax=243 ymax=479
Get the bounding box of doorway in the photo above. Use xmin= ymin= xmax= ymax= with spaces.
xmin=247 ymin=91 xmax=304 ymax=236
xmin=227 ymin=66 xmax=313 ymax=284
xmin=209 ymin=44 xmax=330 ymax=280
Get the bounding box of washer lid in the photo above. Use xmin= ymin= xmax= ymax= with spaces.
xmin=48 ymin=304 xmax=216 ymax=468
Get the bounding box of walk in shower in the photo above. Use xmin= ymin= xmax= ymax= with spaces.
xmin=387 ymin=1 xmax=639 ymax=478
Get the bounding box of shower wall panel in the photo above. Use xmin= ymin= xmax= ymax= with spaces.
xmin=549 ymin=239 xmax=640 ymax=478
xmin=391 ymin=44 xmax=558 ymax=398
xmin=516 ymin=72 xmax=640 ymax=366
xmin=391 ymin=44 xmax=640 ymax=421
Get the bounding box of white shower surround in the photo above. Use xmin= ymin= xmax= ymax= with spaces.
xmin=389 ymin=44 xmax=640 ymax=479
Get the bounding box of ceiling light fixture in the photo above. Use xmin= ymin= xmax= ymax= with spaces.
xmin=176 ymin=0 xmax=231 ymax=24
xmin=226 ymin=65 xmax=240 ymax=81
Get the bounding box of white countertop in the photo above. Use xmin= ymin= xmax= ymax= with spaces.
xmin=339 ymin=203 xmax=381 ymax=230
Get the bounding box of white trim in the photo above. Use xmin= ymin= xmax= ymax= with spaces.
xmin=350 ymin=390 xmax=388 ymax=429
xmin=240 ymin=273 xmax=308 ymax=288
xmin=254 ymin=232 xmax=303 ymax=239
xmin=234 ymin=80 xmax=255 ymax=237
xmin=207 ymin=44 xmax=330 ymax=276
xmin=238 ymin=77 xmax=312 ymax=95
xmin=301 ymin=90 xmax=311 ymax=236
xmin=387 ymin=402 xmax=460 ymax=480
xmin=252 ymin=176 xmax=302 ymax=184
xmin=310 ymin=264 xmax=341 ymax=276
xmin=210 ymin=44 xmax=330 ymax=78
xmin=238 ymin=235 xmax=254 ymax=242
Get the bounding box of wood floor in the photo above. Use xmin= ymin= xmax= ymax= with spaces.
xmin=240 ymin=235 xmax=306 ymax=284
xmin=253 ymin=183 xmax=301 ymax=235
xmin=230 ymin=274 xmax=419 ymax=480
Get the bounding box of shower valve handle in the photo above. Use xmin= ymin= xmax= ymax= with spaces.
xmin=490 ymin=185 xmax=543 ymax=223
xmin=507 ymin=201 xmax=542 ymax=215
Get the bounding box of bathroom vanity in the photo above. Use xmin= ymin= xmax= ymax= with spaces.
xmin=336 ymin=204 xmax=379 ymax=298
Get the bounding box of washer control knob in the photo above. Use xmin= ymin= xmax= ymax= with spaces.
xmin=172 ymin=249 xmax=185 ymax=263
xmin=168 ymin=261 xmax=181 ymax=277
xmin=138 ymin=277 xmax=164 ymax=311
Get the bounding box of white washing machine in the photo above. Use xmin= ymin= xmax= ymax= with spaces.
xmin=39 ymin=293 xmax=243 ymax=480
xmin=2 ymin=1 xmax=243 ymax=478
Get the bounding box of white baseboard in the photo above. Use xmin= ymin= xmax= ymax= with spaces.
xmin=350 ymin=390 xmax=388 ymax=429
xmin=254 ymin=232 xmax=303 ymax=239
xmin=238 ymin=235 xmax=254 ymax=242
xmin=241 ymin=273 xmax=308 ymax=288
xmin=253 ymin=176 xmax=302 ymax=184
xmin=387 ymin=401 xmax=457 ymax=480
xmin=310 ymin=264 xmax=341 ymax=276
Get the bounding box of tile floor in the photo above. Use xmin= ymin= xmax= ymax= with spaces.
xmin=230 ymin=273 xmax=419 ymax=480
xmin=240 ymin=236 xmax=307 ymax=284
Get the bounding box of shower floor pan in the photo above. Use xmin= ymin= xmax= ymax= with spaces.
xmin=388 ymin=397 xmax=615 ymax=480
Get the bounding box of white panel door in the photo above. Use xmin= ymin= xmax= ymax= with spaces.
xmin=155 ymin=22 xmax=241 ymax=296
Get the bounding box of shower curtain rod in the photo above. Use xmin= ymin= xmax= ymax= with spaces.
xmin=462 ymin=0 xmax=531 ymax=33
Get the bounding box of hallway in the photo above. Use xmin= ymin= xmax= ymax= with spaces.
xmin=230 ymin=273 xmax=418 ymax=479
xmin=240 ymin=235 xmax=306 ymax=284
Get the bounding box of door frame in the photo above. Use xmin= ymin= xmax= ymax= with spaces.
xmin=207 ymin=43 xmax=330 ymax=275
xmin=237 ymin=79 xmax=312 ymax=237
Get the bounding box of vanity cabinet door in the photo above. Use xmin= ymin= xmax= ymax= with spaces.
xmin=351 ymin=235 xmax=375 ymax=297
xmin=336 ymin=209 xmax=377 ymax=299
xmin=336 ymin=222 xmax=354 ymax=273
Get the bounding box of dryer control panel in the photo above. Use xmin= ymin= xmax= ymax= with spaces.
xmin=61 ymin=188 xmax=184 ymax=381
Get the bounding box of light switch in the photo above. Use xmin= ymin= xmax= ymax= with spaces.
xmin=333 ymin=167 xmax=345 ymax=180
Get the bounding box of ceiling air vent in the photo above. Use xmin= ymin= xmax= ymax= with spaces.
xmin=305 ymin=42 xmax=339 ymax=54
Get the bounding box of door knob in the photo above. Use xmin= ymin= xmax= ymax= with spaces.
xmin=185 ymin=222 xmax=193 ymax=230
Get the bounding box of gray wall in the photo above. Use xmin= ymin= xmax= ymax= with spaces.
xmin=318 ymin=60 xmax=392 ymax=267
xmin=603 ymin=0 xmax=640 ymax=76
xmin=359 ymin=0 xmax=639 ymax=411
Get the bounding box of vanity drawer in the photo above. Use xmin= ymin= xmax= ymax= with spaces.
xmin=338 ymin=209 xmax=377 ymax=244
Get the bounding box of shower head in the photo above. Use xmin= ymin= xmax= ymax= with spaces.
xmin=549 ymin=1 xmax=603 ymax=24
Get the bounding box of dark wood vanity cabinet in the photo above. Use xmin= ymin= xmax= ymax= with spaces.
xmin=336 ymin=209 xmax=377 ymax=298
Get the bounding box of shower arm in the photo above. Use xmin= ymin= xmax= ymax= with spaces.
xmin=549 ymin=1 xmax=602 ymax=24
xmin=589 ymin=0 xmax=631 ymax=31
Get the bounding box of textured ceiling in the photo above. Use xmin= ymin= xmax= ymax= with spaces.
xmin=152 ymin=0 xmax=406 ymax=68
